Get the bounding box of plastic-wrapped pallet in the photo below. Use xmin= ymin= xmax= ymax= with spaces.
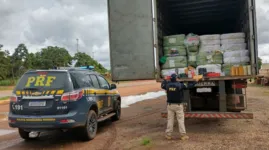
xmin=223 ymin=50 xmax=249 ymax=58
xmin=221 ymin=38 xmax=245 ymax=45
xmin=163 ymin=34 xmax=185 ymax=46
xmin=199 ymin=44 xmax=221 ymax=53
xmin=220 ymin=32 xmax=245 ymax=40
xmin=223 ymin=56 xmax=250 ymax=64
xmin=197 ymin=51 xmax=223 ymax=66
xmin=162 ymin=56 xmax=188 ymax=69
xmin=184 ymin=33 xmax=200 ymax=47
xmin=199 ymin=34 xmax=220 ymax=40
xmin=177 ymin=68 xmax=187 ymax=74
xmin=196 ymin=64 xmax=222 ymax=74
xmin=221 ymin=43 xmax=246 ymax=51
xmin=200 ymin=39 xmax=221 ymax=45
xmin=163 ymin=46 xmax=186 ymax=56
xmin=187 ymin=52 xmax=198 ymax=67
xmin=161 ymin=69 xmax=176 ymax=77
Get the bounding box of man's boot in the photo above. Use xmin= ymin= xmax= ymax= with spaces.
xmin=180 ymin=135 xmax=189 ymax=140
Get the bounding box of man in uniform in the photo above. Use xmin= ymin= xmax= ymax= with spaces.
xmin=161 ymin=73 xmax=200 ymax=140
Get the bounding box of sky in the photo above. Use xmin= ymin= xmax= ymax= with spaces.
xmin=0 ymin=0 xmax=269 ymax=70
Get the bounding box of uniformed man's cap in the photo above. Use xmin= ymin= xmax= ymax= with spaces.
xmin=171 ymin=73 xmax=177 ymax=80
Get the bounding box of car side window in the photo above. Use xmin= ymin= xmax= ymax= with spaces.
xmin=97 ymin=75 xmax=110 ymax=89
xmin=70 ymin=72 xmax=92 ymax=89
xmin=89 ymin=75 xmax=100 ymax=89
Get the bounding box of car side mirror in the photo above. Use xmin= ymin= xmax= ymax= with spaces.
xmin=110 ymin=84 xmax=117 ymax=90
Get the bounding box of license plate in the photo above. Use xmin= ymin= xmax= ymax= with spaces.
xmin=195 ymin=81 xmax=217 ymax=87
xmin=29 ymin=101 xmax=46 ymax=107
xmin=197 ymin=88 xmax=212 ymax=93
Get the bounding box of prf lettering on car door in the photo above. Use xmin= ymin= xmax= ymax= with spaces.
xmin=25 ymin=76 xmax=56 ymax=87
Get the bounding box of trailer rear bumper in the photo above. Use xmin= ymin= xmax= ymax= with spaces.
xmin=161 ymin=111 xmax=253 ymax=119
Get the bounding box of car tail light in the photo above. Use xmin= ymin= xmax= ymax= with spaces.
xmin=60 ymin=119 xmax=75 ymax=123
xmin=61 ymin=90 xmax=84 ymax=102
xmin=10 ymin=94 xmax=17 ymax=102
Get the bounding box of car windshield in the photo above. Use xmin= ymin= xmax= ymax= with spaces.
xmin=14 ymin=71 xmax=71 ymax=92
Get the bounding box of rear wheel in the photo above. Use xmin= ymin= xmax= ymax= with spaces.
xmin=111 ymin=100 xmax=121 ymax=121
xmin=18 ymin=129 xmax=39 ymax=140
xmin=79 ymin=110 xmax=98 ymax=141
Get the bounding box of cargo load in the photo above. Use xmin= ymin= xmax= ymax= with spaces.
xmin=196 ymin=51 xmax=223 ymax=66
xmin=161 ymin=68 xmax=177 ymax=77
xmin=163 ymin=46 xmax=186 ymax=56
xmin=187 ymin=52 xmax=198 ymax=67
xmin=200 ymin=34 xmax=220 ymax=40
xmin=163 ymin=34 xmax=185 ymax=46
xmin=221 ymin=43 xmax=246 ymax=51
xmin=196 ymin=64 xmax=222 ymax=75
xmin=220 ymin=32 xmax=245 ymax=40
xmin=161 ymin=56 xmax=188 ymax=69
xmin=200 ymin=45 xmax=221 ymax=53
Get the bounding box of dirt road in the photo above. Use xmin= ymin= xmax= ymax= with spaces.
xmin=1 ymin=85 xmax=269 ymax=150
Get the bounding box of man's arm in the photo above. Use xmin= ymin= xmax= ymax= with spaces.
xmin=182 ymin=81 xmax=197 ymax=89
xmin=161 ymin=80 xmax=167 ymax=90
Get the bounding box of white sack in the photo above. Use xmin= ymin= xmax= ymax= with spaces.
xmin=221 ymin=38 xmax=245 ymax=45
xmin=200 ymin=34 xmax=220 ymax=40
xmin=199 ymin=44 xmax=221 ymax=52
xmin=224 ymin=56 xmax=250 ymax=64
xmin=221 ymin=43 xmax=246 ymax=51
xmin=224 ymin=50 xmax=249 ymax=58
xmin=221 ymin=32 xmax=245 ymax=40
xmin=200 ymin=39 xmax=221 ymax=45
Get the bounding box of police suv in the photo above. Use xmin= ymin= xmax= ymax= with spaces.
xmin=8 ymin=68 xmax=121 ymax=141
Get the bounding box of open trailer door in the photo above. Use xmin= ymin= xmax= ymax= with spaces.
xmin=107 ymin=0 xmax=155 ymax=81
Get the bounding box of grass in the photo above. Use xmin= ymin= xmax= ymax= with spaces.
xmin=141 ymin=137 xmax=151 ymax=146
xmin=0 ymin=79 xmax=18 ymax=86
xmin=0 ymin=96 xmax=10 ymax=101
xmin=0 ymin=86 xmax=14 ymax=91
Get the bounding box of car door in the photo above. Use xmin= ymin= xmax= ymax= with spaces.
xmin=96 ymin=75 xmax=113 ymax=112
xmin=89 ymin=74 xmax=106 ymax=115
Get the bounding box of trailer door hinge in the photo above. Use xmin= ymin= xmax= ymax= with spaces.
xmin=153 ymin=18 xmax=156 ymax=22
xmin=252 ymin=35 xmax=255 ymax=39
xmin=250 ymin=6 xmax=254 ymax=11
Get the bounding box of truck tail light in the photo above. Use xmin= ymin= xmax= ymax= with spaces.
xmin=10 ymin=94 xmax=17 ymax=102
xmin=61 ymin=90 xmax=84 ymax=102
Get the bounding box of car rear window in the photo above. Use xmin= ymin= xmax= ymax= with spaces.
xmin=14 ymin=71 xmax=72 ymax=92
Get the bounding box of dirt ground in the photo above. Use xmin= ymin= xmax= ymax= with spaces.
xmin=0 ymin=84 xmax=269 ymax=150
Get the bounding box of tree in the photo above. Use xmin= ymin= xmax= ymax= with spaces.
xmin=258 ymin=57 xmax=262 ymax=70
xmin=0 ymin=45 xmax=11 ymax=80
xmin=11 ymin=44 xmax=30 ymax=77
xmin=74 ymin=52 xmax=107 ymax=73
xmin=40 ymin=46 xmax=73 ymax=69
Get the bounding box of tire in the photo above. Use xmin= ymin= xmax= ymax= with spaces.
xmin=18 ymin=128 xmax=39 ymax=140
xmin=79 ymin=110 xmax=98 ymax=141
xmin=111 ymin=100 xmax=121 ymax=121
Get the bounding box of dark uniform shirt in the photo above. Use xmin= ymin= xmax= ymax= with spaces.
xmin=161 ymin=80 xmax=196 ymax=104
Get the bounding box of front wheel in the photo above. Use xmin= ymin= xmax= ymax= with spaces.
xmin=79 ymin=110 xmax=98 ymax=141
xmin=111 ymin=100 xmax=121 ymax=121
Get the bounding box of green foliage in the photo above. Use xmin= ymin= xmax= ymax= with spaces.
xmin=74 ymin=52 xmax=107 ymax=74
xmin=0 ymin=79 xmax=18 ymax=86
xmin=0 ymin=96 xmax=10 ymax=101
xmin=0 ymin=44 xmax=107 ymax=86
xmin=258 ymin=57 xmax=262 ymax=70
xmin=141 ymin=137 xmax=151 ymax=146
